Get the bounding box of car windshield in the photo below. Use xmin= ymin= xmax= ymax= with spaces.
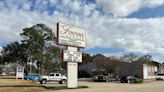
xmin=32 ymin=75 xmax=38 ymax=76
xmin=127 ymin=76 xmax=136 ymax=79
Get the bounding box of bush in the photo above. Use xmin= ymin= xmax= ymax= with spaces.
xmin=135 ymin=79 xmax=143 ymax=83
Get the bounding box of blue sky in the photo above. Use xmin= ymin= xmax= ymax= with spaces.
xmin=0 ymin=0 xmax=164 ymax=62
xmin=128 ymin=4 xmax=164 ymax=18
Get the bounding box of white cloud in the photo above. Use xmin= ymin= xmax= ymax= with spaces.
xmin=96 ymin=0 xmax=164 ymax=17
xmin=102 ymin=52 xmax=124 ymax=57
xmin=0 ymin=0 xmax=164 ymax=58
xmin=86 ymin=17 xmax=164 ymax=55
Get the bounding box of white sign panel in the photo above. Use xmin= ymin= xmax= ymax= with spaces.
xmin=63 ymin=50 xmax=82 ymax=62
xmin=16 ymin=67 xmax=24 ymax=79
xmin=57 ymin=22 xmax=86 ymax=48
xmin=67 ymin=62 xmax=77 ymax=88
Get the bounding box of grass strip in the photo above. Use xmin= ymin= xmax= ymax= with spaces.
xmin=0 ymin=76 xmax=15 ymax=79
xmin=43 ymin=85 xmax=88 ymax=90
xmin=0 ymin=85 xmax=43 ymax=87
xmin=0 ymin=84 xmax=88 ymax=90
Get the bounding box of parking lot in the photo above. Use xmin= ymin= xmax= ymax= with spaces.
xmin=1 ymin=77 xmax=164 ymax=92
xmin=42 ymin=80 xmax=164 ymax=92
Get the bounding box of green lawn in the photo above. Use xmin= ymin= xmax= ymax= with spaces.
xmin=0 ymin=77 xmax=46 ymax=92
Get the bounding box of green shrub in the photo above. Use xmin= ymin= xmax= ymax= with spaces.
xmin=135 ymin=79 xmax=143 ymax=83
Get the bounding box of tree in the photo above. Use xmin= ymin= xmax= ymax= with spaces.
xmin=82 ymin=53 xmax=93 ymax=64
xmin=138 ymin=54 xmax=153 ymax=64
xmin=1 ymin=41 xmax=29 ymax=75
xmin=123 ymin=53 xmax=138 ymax=62
xmin=0 ymin=55 xmax=3 ymax=73
xmin=0 ymin=24 xmax=62 ymax=75
xmin=105 ymin=56 xmax=122 ymax=75
xmin=20 ymin=24 xmax=60 ymax=74
xmin=1 ymin=42 xmax=25 ymax=64
xmin=93 ymin=54 xmax=106 ymax=70
xmin=92 ymin=54 xmax=122 ymax=76
xmin=20 ymin=24 xmax=54 ymax=60
xmin=123 ymin=53 xmax=139 ymax=75
xmin=0 ymin=55 xmax=2 ymax=64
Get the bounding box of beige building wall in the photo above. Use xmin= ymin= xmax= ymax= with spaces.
xmin=143 ymin=64 xmax=157 ymax=79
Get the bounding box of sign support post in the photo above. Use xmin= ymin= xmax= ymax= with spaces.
xmin=67 ymin=47 xmax=78 ymax=88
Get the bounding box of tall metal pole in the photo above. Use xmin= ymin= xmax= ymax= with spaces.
xmin=30 ymin=62 xmax=32 ymax=75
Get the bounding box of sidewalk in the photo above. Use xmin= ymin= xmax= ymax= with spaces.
xmin=143 ymin=79 xmax=156 ymax=83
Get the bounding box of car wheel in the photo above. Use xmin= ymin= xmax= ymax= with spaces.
xmin=105 ymin=79 xmax=109 ymax=82
xmin=128 ymin=80 xmax=131 ymax=83
xmin=33 ymin=78 xmax=38 ymax=82
xmin=59 ymin=80 xmax=66 ymax=84
xmin=41 ymin=79 xmax=47 ymax=84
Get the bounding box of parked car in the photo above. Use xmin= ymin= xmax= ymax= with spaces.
xmin=24 ymin=74 xmax=41 ymax=80
xmin=93 ymin=74 xmax=119 ymax=82
xmin=156 ymin=73 xmax=164 ymax=80
xmin=120 ymin=76 xmax=141 ymax=83
xmin=39 ymin=73 xmax=67 ymax=84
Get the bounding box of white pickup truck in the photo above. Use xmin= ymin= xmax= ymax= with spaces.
xmin=156 ymin=73 xmax=164 ymax=80
xmin=39 ymin=73 xmax=67 ymax=84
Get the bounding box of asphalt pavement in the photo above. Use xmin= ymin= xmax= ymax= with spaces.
xmin=40 ymin=79 xmax=164 ymax=92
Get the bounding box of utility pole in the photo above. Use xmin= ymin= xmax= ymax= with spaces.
xmin=29 ymin=62 xmax=32 ymax=75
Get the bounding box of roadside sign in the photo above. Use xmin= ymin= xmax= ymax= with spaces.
xmin=63 ymin=50 xmax=82 ymax=62
xmin=56 ymin=22 xmax=86 ymax=88
xmin=57 ymin=22 xmax=86 ymax=48
xmin=16 ymin=67 xmax=24 ymax=79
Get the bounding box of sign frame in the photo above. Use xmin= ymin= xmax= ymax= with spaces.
xmin=56 ymin=22 xmax=86 ymax=48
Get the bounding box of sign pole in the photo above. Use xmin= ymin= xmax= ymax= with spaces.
xmin=67 ymin=47 xmax=78 ymax=88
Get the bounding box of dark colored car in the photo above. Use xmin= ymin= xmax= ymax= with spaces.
xmin=93 ymin=74 xmax=119 ymax=82
xmin=24 ymin=74 xmax=41 ymax=80
xmin=120 ymin=76 xmax=139 ymax=83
